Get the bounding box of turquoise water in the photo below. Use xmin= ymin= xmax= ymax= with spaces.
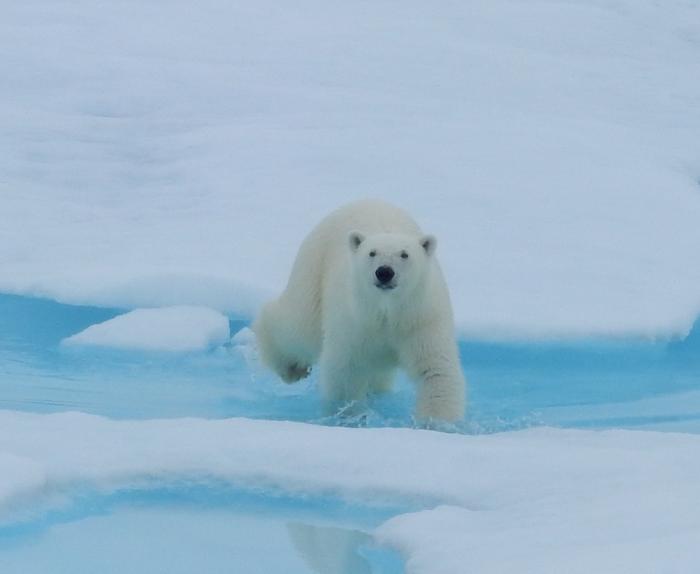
xmin=1 ymin=293 xmax=699 ymax=572
xmin=0 ymin=485 xmax=404 ymax=574
xmin=1 ymin=293 xmax=698 ymax=430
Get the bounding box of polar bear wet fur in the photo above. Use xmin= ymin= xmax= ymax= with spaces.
xmin=253 ymin=200 xmax=466 ymax=422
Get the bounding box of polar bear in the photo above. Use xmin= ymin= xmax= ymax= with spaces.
xmin=253 ymin=200 xmax=466 ymax=422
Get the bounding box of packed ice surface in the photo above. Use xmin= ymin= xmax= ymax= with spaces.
xmin=1 ymin=412 xmax=699 ymax=574
xmin=62 ymin=306 xmax=230 ymax=352
xmin=1 ymin=0 xmax=700 ymax=338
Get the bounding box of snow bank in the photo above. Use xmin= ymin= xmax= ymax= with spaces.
xmin=62 ymin=306 xmax=230 ymax=352
xmin=0 ymin=412 xmax=699 ymax=572
xmin=378 ymin=501 xmax=700 ymax=574
xmin=1 ymin=0 xmax=699 ymax=339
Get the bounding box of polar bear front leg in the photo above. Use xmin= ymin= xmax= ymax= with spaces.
xmin=400 ymin=327 xmax=466 ymax=423
xmin=253 ymin=299 xmax=315 ymax=383
xmin=318 ymin=345 xmax=372 ymax=416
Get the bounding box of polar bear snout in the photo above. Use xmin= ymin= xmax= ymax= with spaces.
xmin=375 ymin=265 xmax=396 ymax=289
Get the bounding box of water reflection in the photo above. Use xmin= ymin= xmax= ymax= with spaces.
xmin=0 ymin=491 xmax=403 ymax=574
xmin=287 ymin=522 xmax=373 ymax=574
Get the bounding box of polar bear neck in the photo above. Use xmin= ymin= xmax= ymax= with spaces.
xmin=349 ymin=273 xmax=433 ymax=334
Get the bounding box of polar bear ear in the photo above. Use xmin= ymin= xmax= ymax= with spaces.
xmin=348 ymin=231 xmax=366 ymax=252
xmin=420 ymin=234 xmax=437 ymax=256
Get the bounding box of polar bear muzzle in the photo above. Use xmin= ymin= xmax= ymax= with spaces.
xmin=375 ymin=265 xmax=396 ymax=289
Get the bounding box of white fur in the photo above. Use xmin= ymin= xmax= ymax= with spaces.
xmin=253 ymin=199 xmax=466 ymax=422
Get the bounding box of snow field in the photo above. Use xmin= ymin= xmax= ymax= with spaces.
xmin=1 ymin=0 xmax=699 ymax=338
xmin=1 ymin=412 xmax=699 ymax=573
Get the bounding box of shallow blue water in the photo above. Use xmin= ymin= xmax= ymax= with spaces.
xmin=1 ymin=293 xmax=699 ymax=572
xmin=0 ymin=485 xmax=404 ymax=574
xmin=1 ymin=293 xmax=698 ymax=431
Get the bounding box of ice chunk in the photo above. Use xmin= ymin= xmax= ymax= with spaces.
xmin=62 ymin=306 xmax=230 ymax=352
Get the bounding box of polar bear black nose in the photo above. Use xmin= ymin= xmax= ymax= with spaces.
xmin=375 ymin=266 xmax=395 ymax=284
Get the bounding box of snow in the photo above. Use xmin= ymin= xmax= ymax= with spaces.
xmin=1 ymin=0 xmax=699 ymax=338
xmin=2 ymin=0 xmax=700 ymax=571
xmin=61 ymin=306 xmax=230 ymax=352
xmin=377 ymin=503 xmax=700 ymax=574
xmin=0 ymin=412 xmax=699 ymax=573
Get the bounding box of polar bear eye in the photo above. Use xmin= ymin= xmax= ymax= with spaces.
xmin=400 ymin=251 xmax=408 ymax=259
xmin=369 ymin=250 xmax=377 ymax=257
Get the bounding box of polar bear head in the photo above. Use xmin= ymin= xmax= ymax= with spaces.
xmin=348 ymin=231 xmax=437 ymax=297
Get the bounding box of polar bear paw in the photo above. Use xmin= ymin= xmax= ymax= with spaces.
xmin=281 ymin=362 xmax=312 ymax=383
